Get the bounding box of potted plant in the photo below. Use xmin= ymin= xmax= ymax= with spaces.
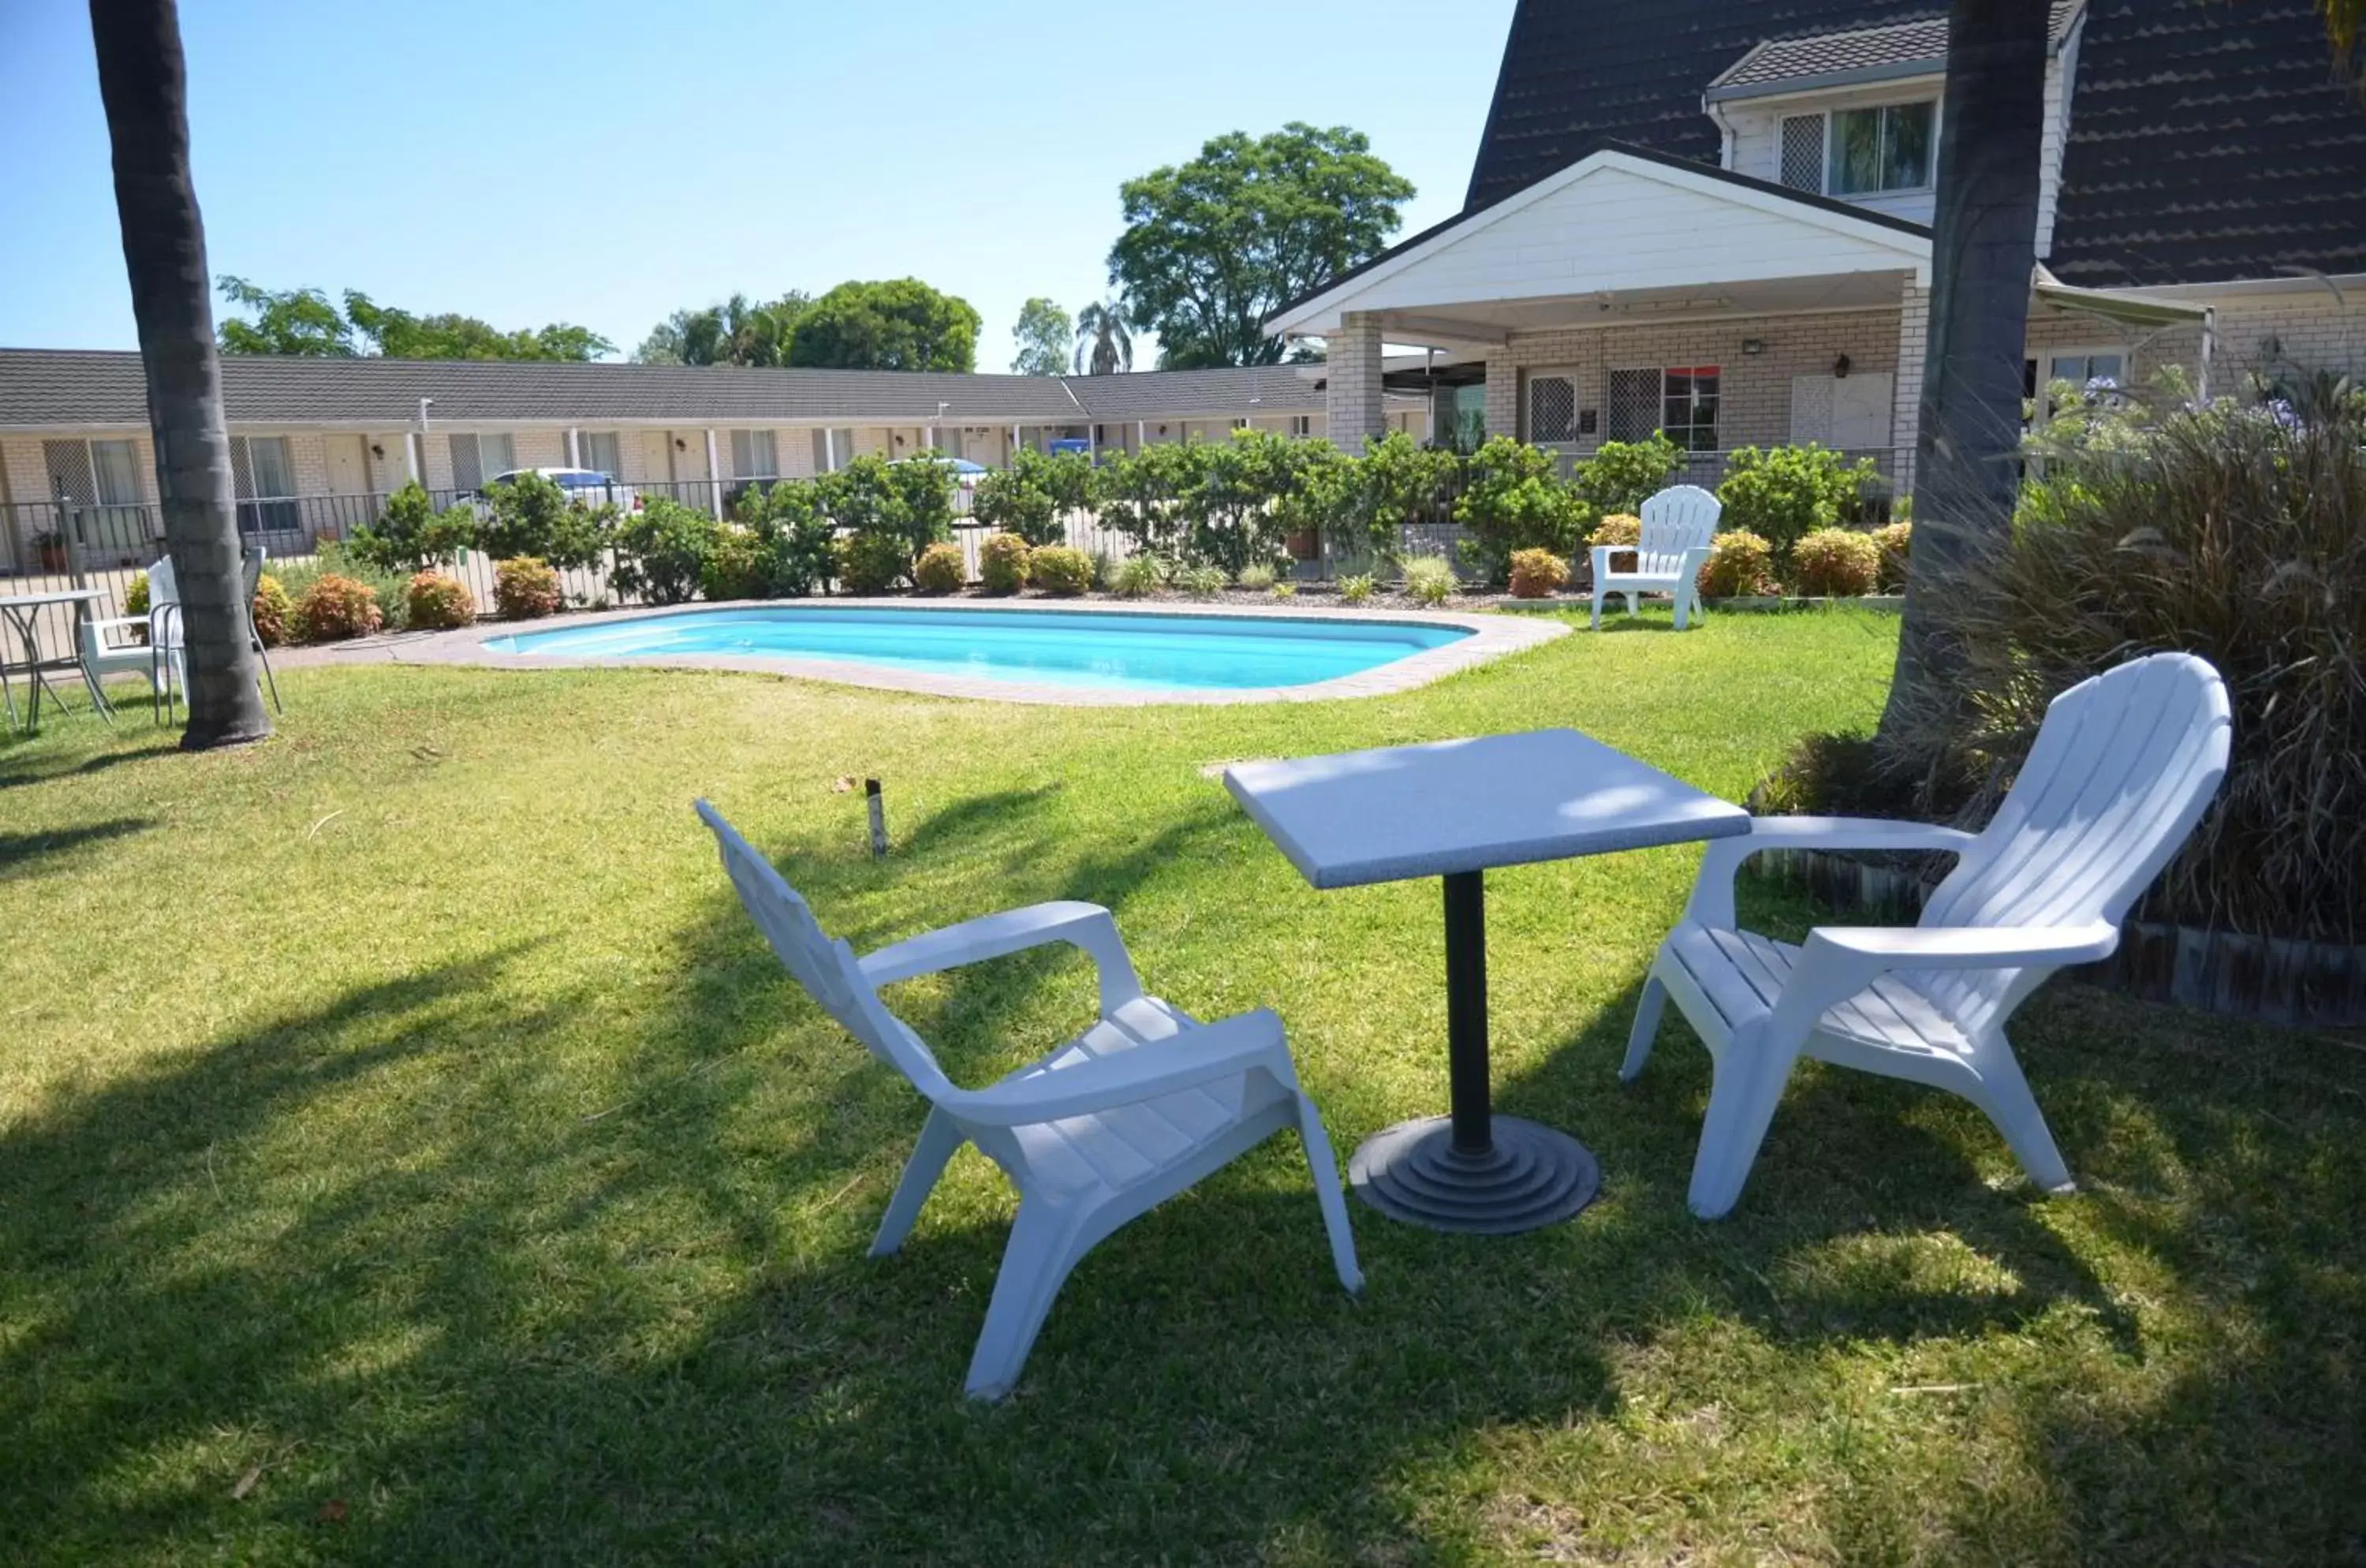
xmin=33 ymin=528 xmax=67 ymax=572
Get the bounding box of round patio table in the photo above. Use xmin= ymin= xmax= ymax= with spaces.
xmin=1224 ymin=730 xmax=1749 ymax=1234
xmin=0 ymin=588 xmax=111 ymax=732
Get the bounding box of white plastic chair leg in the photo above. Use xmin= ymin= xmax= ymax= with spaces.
xmin=870 ymin=1107 xmax=963 ymax=1257
xmin=1622 ymin=592 xmax=1640 ymax=618
xmin=965 ymin=1198 xmax=1086 ymax=1401
xmin=1293 ymin=1095 xmax=1364 ymax=1294
xmin=1672 ymin=586 xmax=1693 ymax=631
xmin=1686 ymin=1036 xmax=1797 ymax=1219
xmin=1590 ymin=579 xmax=1607 ymax=631
xmin=1961 ymin=1043 xmax=2074 ymax=1193
xmin=1620 ymin=976 xmax=1668 ymax=1081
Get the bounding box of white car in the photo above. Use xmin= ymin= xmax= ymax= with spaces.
xmin=468 ymin=468 xmax=640 ymax=516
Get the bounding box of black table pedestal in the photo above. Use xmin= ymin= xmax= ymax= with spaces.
xmin=1347 ymin=870 xmax=1601 ymax=1234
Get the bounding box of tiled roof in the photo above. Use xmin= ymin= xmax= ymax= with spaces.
xmin=0 ymin=352 xmax=1396 ymax=431
xmin=1708 ymin=3 xmax=2080 ymax=99
xmin=1466 ymin=0 xmax=2366 ymax=287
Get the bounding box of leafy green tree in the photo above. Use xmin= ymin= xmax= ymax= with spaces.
xmin=349 ymin=481 xmax=476 ymax=572
xmin=787 ymin=279 xmax=981 ymax=372
xmin=1098 ymin=442 xmax=1207 ymax=563
xmin=973 ymin=446 xmax=1090 ymax=546
xmin=479 ymin=471 xmax=610 ymax=569
xmin=610 ymin=497 xmax=718 ymax=606
xmin=1010 ymin=298 xmax=1073 ymax=375
xmin=1353 ymin=431 xmax=1461 ymax=562
xmin=1073 ymin=300 xmax=1133 ymax=375
xmin=1108 ymin=124 xmax=1414 ymax=368
xmin=1454 ymin=437 xmax=1584 ymax=579
xmin=1570 ymin=434 xmax=1683 ymax=521
xmin=1192 ymin=428 xmax=1300 ymax=574
xmin=215 ymin=275 xmax=353 ymax=356
xmin=633 ymin=292 xmax=810 ymax=366
xmin=819 ymin=453 xmax=954 ymax=569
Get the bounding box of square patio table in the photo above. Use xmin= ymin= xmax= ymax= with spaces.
xmin=1225 ymin=729 xmax=1750 ymax=1234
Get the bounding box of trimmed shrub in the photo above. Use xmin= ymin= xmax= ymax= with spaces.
xmin=1508 ymin=548 xmax=1570 ymax=599
xmin=405 ymin=571 xmax=476 ymax=629
xmin=1096 ymin=440 xmax=1205 ymax=566
xmin=1178 ymin=563 xmax=1229 ymax=595
xmin=124 ymin=571 xmax=150 ymax=618
xmin=1338 ymin=573 xmax=1374 ymax=606
xmin=1789 ymin=528 xmax=1883 ymax=595
xmin=610 ymin=497 xmax=718 ymax=607
xmin=1697 ymin=531 xmax=1779 ymax=598
xmin=822 ymin=452 xmax=953 ymax=572
xmin=493 ymin=557 xmax=563 ymax=621
xmin=1192 ymin=428 xmax=1298 ymax=576
xmin=1571 ymin=434 xmax=1681 ymax=520
xmin=912 ymin=542 xmax=966 ymax=595
xmin=250 ymin=573 xmax=290 ymax=648
xmin=1341 ymin=431 xmax=1459 ymax=566
xmin=1872 ymin=521 xmax=1913 ymax=592
xmin=479 ymin=471 xmax=610 ymax=569
xmin=834 ymin=532 xmax=908 ymax=595
xmin=1236 ymin=563 xmax=1276 ymax=592
xmin=972 ymin=447 xmax=1087 ymax=547
xmin=978 ymin=532 xmax=1032 ymax=593
xmin=1112 ymin=554 xmax=1162 ymax=598
xmin=700 ymin=528 xmax=773 ymax=602
xmin=1403 ymin=555 xmax=1457 ymax=607
xmin=351 ymin=480 xmax=477 ymax=573
xmin=1028 ymin=545 xmax=1094 ymax=596
xmin=293 ymin=574 xmax=383 ymax=642
xmin=1454 ymin=436 xmax=1584 ymax=578
xmin=1586 ymin=513 xmax=1642 ymax=576
xmin=734 ymin=478 xmax=837 ymax=598
xmin=1715 ymin=444 xmax=1883 ymax=557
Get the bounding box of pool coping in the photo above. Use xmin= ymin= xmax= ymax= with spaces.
xmin=270 ymin=598 xmax=1567 ymax=707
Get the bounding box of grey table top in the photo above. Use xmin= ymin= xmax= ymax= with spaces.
xmin=0 ymin=588 xmax=106 ymax=613
xmin=1224 ymin=728 xmax=1751 ymax=890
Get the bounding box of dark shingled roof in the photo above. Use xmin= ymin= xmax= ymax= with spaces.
xmin=1468 ymin=0 xmax=2366 ymax=288
xmin=0 ymin=352 xmax=1397 ymax=431
xmin=1708 ymin=2 xmax=2079 ymax=99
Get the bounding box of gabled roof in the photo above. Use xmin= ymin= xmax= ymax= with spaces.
xmin=0 ymin=351 xmax=1398 ymax=432
xmin=1466 ymin=0 xmax=2366 ymax=288
xmin=1705 ymin=3 xmax=2080 ymax=103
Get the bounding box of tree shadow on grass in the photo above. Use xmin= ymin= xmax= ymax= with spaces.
xmin=0 ymin=816 xmax=153 ymax=883
xmin=0 ymin=737 xmax=179 ymax=793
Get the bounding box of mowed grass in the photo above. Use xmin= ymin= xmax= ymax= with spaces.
xmin=2 ymin=607 xmax=2360 ymax=1566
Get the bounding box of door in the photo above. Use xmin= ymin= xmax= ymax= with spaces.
xmin=1524 ymin=368 xmax=1582 ymax=464
xmin=642 ymin=429 xmax=676 ymax=495
xmin=1789 ymin=372 xmax=1894 ymax=454
xmin=323 ymin=434 xmax=371 ymax=536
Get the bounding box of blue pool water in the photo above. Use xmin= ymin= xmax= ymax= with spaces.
xmin=482 ymin=606 xmax=1469 ymax=693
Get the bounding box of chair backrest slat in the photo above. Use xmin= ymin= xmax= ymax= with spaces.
xmin=1637 ymin=485 xmax=1720 ymax=574
xmin=1914 ymin=654 xmax=2231 ymax=1032
xmin=696 ymin=801 xmax=955 ymax=1100
xmin=147 ymin=555 xmax=180 ymax=610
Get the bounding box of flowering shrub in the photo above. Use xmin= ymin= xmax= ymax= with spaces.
xmin=1028 ymin=545 xmax=1094 ymax=596
xmin=250 ymin=573 xmax=291 ymax=648
xmin=405 ymin=571 xmax=476 ymax=629
xmin=912 ymin=542 xmax=967 ymax=595
xmin=978 ymin=532 xmax=1031 ymax=593
xmin=293 ymin=574 xmax=384 ymax=642
xmin=1872 ymin=521 xmax=1913 ymax=592
xmin=1508 ymin=548 xmax=1570 ymax=598
xmin=1697 ymin=531 xmax=1779 ymax=598
xmin=1789 ymin=528 xmax=1883 ymax=595
xmin=492 ymin=557 xmax=563 ymax=620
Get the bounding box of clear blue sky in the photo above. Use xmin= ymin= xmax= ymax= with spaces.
xmin=0 ymin=0 xmax=1517 ymax=369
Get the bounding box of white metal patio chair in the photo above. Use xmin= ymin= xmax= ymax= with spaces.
xmin=77 ymin=554 xmax=185 ymax=719
xmin=1591 ymin=483 xmax=1720 ymax=630
xmin=695 ymin=800 xmax=1363 ymax=1400
xmin=1622 ymin=653 xmax=2231 ymax=1218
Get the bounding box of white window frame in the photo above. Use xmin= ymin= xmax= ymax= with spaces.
xmin=1778 ymin=98 xmax=1940 ymax=198
xmin=577 ymin=430 xmax=622 ymax=480
xmin=2039 ymin=347 xmax=2128 ymax=392
xmin=730 ymin=428 xmax=779 ymax=480
xmin=1607 ymin=366 xmax=1722 ymax=451
xmin=89 ymin=438 xmax=144 ymax=506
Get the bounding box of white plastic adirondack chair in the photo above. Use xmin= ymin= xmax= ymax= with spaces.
xmin=78 ymin=554 xmax=185 ymax=717
xmin=1592 ymin=484 xmax=1720 ymax=630
xmin=1622 ymin=653 xmax=2231 ymax=1218
xmin=696 ymin=801 xmax=1362 ymax=1399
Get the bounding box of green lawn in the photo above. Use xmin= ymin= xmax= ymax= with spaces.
xmin=4 ymin=608 xmax=2360 ymax=1566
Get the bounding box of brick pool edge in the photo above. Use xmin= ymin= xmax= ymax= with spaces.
xmin=269 ymin=599 xmax=1569 ymax=707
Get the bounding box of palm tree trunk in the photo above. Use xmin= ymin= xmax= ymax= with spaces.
xmin=1875 ymin=0 xmax=2051 ymax=771
xmin=90 ymin=0 xmax=271 ymax=749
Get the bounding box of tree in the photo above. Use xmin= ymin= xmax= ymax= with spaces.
xmin=1107 ymin=123 xmax=1414 ymax=368
xmin=92 ymin=0 xmax=270 ymax=749
xmin=1073 ymin=300 xmax=1133 ymax=375
xmin=1872 ymin=0 xmax=2051 ymax=775
xmin=1009 ymin=297 xmax=1072 ymax=375
xmin=786 ymin=279 xmax=980 ymax=372
xmin=215 ymin=278 xmax=611 ymax=360
xmin=633 ymin=292 xmax=809 ymax=366
xmin=2327 ymin=0 xmax=2363 ymax=84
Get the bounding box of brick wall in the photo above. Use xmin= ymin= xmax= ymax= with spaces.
xmin=1325 ymin=313 xmax=1386 ymax=450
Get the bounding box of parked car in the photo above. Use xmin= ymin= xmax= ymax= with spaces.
xmin=464 ymin=468 xmax=640 ymax=517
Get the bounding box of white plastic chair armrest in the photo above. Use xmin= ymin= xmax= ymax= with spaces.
xmin=860 ymin=900 xmax=1144 ymax=1014
xmin=1683 ymin=816 xmax=1980 ymax=927
xmin=947 ymin=1008 xmax=1292 ymax=1127
xmin=1588 ymin=544 xmax=1619 ymax=577
xmin=1677 ymin=544 xmax=1714 ymax=577
xmin=1764 ymin=920 xmax=2118 ymax=1049
xmin=84 ymin=615 xmax=144 ymax=637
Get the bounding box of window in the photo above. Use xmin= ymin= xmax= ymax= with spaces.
xmin=1827 ymin=102 xmax=1934 ymax=195
xmin=1607 ymin=367 xmax=1721 ymax=450
xmin=446 ymin=432 xmax=515 ymax=491
xmin=730 ymin=428 xmax=778 ymax=479
xmin=578 ymin=430 xmax=621 ymax=478
xmin=1527 ymin=372 xmax=1579 ymax=444
xmin=2044 ymin=349 xmax=2125 ymax=392
xmin=230 ymin=435 xmax=299 ymax=535
xmin=1289 ymin=414 xmax=1314 ymax=439
xmin=811 ymin=428 xmax=854 ymax=473
xmin=91 ymin=439 xmax=143 ymax=505
xmin=1779 ymin=114 xmax=1825 ymax=192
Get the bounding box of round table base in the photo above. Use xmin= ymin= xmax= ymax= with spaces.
xmin=1347 ymin=1115 xmax=1601 ymax=1235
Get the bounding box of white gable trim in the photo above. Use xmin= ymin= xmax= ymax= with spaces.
xmin=1268 ymin=150 xmax=1931 ymax=339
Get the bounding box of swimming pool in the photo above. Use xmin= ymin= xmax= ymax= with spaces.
xmin=481 ymin=605 xmax=1476 ymax=695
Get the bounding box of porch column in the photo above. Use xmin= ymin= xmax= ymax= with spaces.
xmin=704 ymin=428 xmax=723 ymax=516
xmin=1893 ymin=280 xmax=1928 ymax=503
xmin=1326 ymin=312 xmax=1386 ymax=452
xmin=1484 ymin=357 xmax=1518 ymax=441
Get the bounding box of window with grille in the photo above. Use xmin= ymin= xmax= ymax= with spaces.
xmin=91 ymin=439 xmax=143 ymax=504
xmin=1606 ymin=368 xmax=1721 ymax=450
xmin=447 ymin=433 xmax=517 ymax=491
xmin=1606 ymin=369 xmax=1662 ymax=442
xmin=230 ymin=435 xmax=299 ymax=535
xmin=730 ymin=428 xmax=778 ymax=479
xmin=578 ymin=431 xmax=621 ymax=478
xmin=1526 ymin=373 xmax=1578 ymax=443
xmin=1779 ymin=116 xmax=1824 ymax=192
